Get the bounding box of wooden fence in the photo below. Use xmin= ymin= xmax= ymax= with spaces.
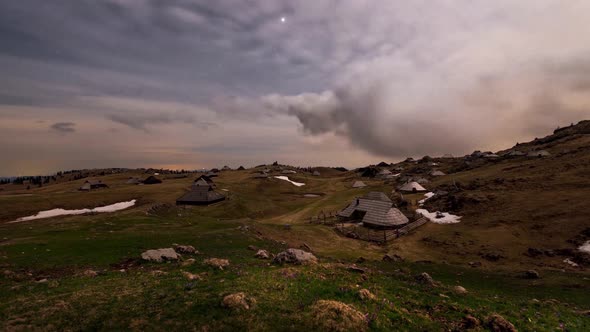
xmin=309 ymin=211 xmax=339 ymax=225
xmin=334 ymin=216 xmax=429 ymax=243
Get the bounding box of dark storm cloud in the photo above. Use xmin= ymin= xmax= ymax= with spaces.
xmin=50 ymin=122 xmax=76 ymax=134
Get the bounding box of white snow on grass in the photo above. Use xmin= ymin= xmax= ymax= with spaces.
xmin=563 ymin=258 xmax=579 ymax=267
xmin=416 ymin=208 xmax=462 ymax=224
xmin=418 ymin=192 xmax=435 ymax=205
xmin=579 ymin=241 xmax=590 ymax=254
xmin=274 ymin=176 xmax=305 ymax=187
xmin=9 ymin=199 xmax=137 ymax=223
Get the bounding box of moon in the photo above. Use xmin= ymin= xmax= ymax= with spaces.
xmin=280 ymin=17 xmax=286 ymax=23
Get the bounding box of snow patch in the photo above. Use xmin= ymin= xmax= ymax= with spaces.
xmin=416 ymin=208 xmax=462 ymax=224
xmin=579 ymin=241 xmax=590 ymax=254
xmin=418 ymin=192 xmax=435 ymax=205
xmin=274 ymin=176 xmax=305 ymax=187
xmin=9 ymin=200 xmax=137 ymax=223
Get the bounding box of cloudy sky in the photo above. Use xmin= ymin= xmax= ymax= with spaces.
xmin=1 ymin=0 xmax=589 ymax=175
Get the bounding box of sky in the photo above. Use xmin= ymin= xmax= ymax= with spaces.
xmin=1 ymin=0 xmax=590 ymax=176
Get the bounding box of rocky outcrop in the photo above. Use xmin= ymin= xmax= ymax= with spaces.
xmin=486 ymin=314 xmax=517 ymax=332
xmin=204 ymin=258 xmax=230 ymax=270
xmin=273 ymin=249 xmax=317 ymax=265
xmin=141 ymin=248 xmax=179 ymax=262
xmin=222 ymin=292 xmax=255 ymax=310
xmin=255 ymin=249 xmax=269 ymax=259
xmin=310 ymin=300 xmax=367 ymax=332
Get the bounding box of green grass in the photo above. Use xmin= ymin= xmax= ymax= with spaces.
xmin=1 ymin=166 xmax=589 ymax=330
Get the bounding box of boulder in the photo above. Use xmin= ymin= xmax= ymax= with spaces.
xmin=383 ymin=254 xmax=404 ymax=262
xmin=524 ymin=270 xmax=540 ymax=279
xmin=175 ymin=245 xmax=197 ymax=254
xmin=468 ymin=261 xmax=482 ymax=268
xmin=182 ymin=271 xmax=202 ymax=281
xmin=181 ymin=258 xmax=196 ymax=267
xmin=255 ymin=249 xmax=269 ymax=259
xmin=358 ymin=289 xmax=376 ymax=301
xmin=486 ymin=314 xmax=517 ymax=332
xmin=462 ymin=315 xmax=480 ymax=329
xmin=453 ymin=285 xmax=468 ymax=294
xmin=141 ymin=248 xmax=179 ymax=263
xmin=273 ymin=249 xmax=318 ymax=265
xmin=83 ymin=269 xmax=98 ymax=278
xmin=310 ymin=300 xmax=367 ymax=332
xmin=204 ymin=258 xmax=230 ymax=270
xmin=222 ymin=292 xmax=255 ymax=310
xmin=415 ymin=272 xmax=436 ymax=286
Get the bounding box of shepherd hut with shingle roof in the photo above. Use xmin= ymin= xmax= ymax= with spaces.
xmin=352 ymin=181 xmax=367 ymax=188
xmin=176 ymin=185 xmax=225 ymax=206
xmin=398 ymin=181 xmax=426 ymax=193
xmin=338 ymin=192 xmax=409 ymax=229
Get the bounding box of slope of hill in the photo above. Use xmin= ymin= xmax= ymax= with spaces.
xmin=0 ymin=122 xmax=589 ymax=330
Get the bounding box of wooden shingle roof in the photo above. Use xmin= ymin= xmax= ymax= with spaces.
xmin=176 ymin=186 xmax=225 ymax=204
xmin=337 ymin=192 xmax=408 ymax=227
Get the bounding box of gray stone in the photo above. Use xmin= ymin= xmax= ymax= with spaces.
xmin=273 ymin=248 xmax=318 ymax=265
xmin=141 ymin=248 xmax=179 ymax=262
xmin=255 ymin=249 xmax=270 ymax=259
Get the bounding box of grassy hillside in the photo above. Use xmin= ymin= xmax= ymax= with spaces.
xmin=1 ymin=123 xmax=589 ymax=330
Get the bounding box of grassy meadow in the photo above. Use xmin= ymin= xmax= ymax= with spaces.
xmin=1 ymin=164 xmax=589 ymax=330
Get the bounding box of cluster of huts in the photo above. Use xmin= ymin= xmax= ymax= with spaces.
xmin=79 ymin=175 xmax=163 ymax=191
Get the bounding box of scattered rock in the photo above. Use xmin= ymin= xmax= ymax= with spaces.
xmin=453 ymin=285 xmax=468 ymax=294
xmin=523 ymin=270 xmax=540 ymax=279
xmin=255 ymin=249 xmax=269 ymax=259
xmin=247 ymin=245 xmax=257 ymax=251
xmin=468 ymin=261 xmax=482 ymax=268
xmin=310 ymin=300 xmax=367 ymax=332
xmin=564 ymin=258 xmax=579 ymax=267
xmin=222 ymin=292 xmax=255 ymax=310
xmin=415 ymin=272 xmax=437 ymax=286
xmin=36 ymin=278 xmax=48 ymax=284
xmin=347 ymin=265 xmax=365 ymax=273
xmin=358 ymin=289 xmax=376 ymax=301
xmin=204 ymin=258 xmax=230 ymax=270
xmin=481 ymin=253 xmax=504 ymax=262
xmin=382 ymin=254 xmax=404 ymax=262
xmin=526 ymin=248 xmax=544 ymax=257
xmin=486 ymin=314 xmax=517 ymax=332
xmin=182 ymin=271 xmax=202 ymax=281
xmin=462 ymin=315 xmax=480 ymax=329
xmin=150 ymin=270 xmax=168 ymax=276
xmin=175 ymin=245 xmax=197 ymax=255
xmin=181 ymin=258 xmax=196 ymax=267
xmin=83 ymin=269 xmax=98 ymax=278
xmin=345 ymin=231 xmax=359 ymax=239
xmin=141 ymin=248 xmax=179 ymax=263
xmin=273 ymin=249 xmax=318 ymax=265
xmin=356 ymin=257 xmax=366 ymax=264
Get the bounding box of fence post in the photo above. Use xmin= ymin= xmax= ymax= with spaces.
xmin=383 ymin=230 xmax=386 ymax=243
